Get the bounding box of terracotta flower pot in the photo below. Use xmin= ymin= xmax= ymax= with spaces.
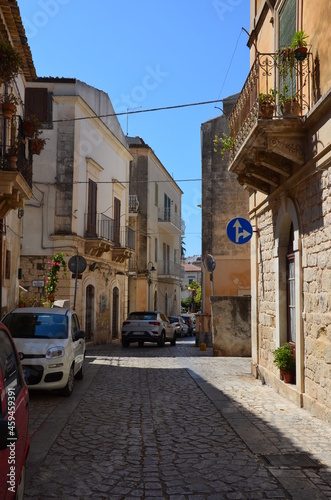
xmin=281 ymin=100 xmax=301 ymax=118
xmin=259 ymin=102 xmax=275 ymax=119
xmin=294 ymin=46 xmax=308 ymax=61
xmin=2 ymin=101 xmax=16 ymax=120
xmin=23 ymin=120 xmax=36 ymax=138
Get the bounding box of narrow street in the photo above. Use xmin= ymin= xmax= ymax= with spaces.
xmin=25 ymin=338 xmax=331 ymax=499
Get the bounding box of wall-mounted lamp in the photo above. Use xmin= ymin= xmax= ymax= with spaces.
xmin=18 ymin=208 xmax=24 ymax=219
xmin=89 ymin=262 xmax=99 ymax=271
xmin=148 ymin=261 xmax=156 ymax=272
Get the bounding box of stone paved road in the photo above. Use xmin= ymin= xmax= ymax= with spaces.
xmin=25 ymin=338 xmax=331 ymax=499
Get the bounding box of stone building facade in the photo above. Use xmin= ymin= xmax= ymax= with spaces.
xmin=20 ymin=78 xmax=134 ymax=344
xmin=199 ymin=95 xmax=251 ymax=351
xmin=228 ymin=0 xmax=331 ymax=420
xmin=127 ymin=136 xmax=184 ymax=316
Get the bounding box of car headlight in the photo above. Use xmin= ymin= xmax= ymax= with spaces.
xmin=46 ymin=347 xmax=65 ymax=359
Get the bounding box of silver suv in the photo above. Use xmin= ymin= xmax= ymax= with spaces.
xmin=2 ymin=307 xmax=86 ymax=397
xmin=121 ymin=311 xmax=176 ymax=347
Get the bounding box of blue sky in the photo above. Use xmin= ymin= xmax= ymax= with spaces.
xmin=19 ymin=0 xmax=250 ymax=257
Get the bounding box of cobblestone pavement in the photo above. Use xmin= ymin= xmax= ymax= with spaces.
xmin=25 ymin=338 xmax=331 ymax=499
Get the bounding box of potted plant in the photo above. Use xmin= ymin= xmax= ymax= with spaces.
xmin=0 ymin=90 xmax=22 ymax=120
xmin=30 ymin=135 xmax=47 ymax=155
xmin=273 ymin=342 xmax=295 ymax=383
xmin=45 ymin=253 xmax=68 ymax=305
xmin=279 ymin=86 xmax=301 ymax=117
xmin=290 ymin=30 xmax=309 ymax=61
xmin=258 ymin=89 xmax=277 ymax=119
xmin=23 ymin=114 xmax=41 ymax=138
xmin=213 ymin=133 xmax=234 ymax=158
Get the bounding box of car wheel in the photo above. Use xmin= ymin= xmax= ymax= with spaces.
xmin=171 ymin=334 xmax=177 ymax=346
xmin=122 ymin=339 xmax=129 ymax=348
xmin=157 ymin=332 xmax=165 ymax=347
xmin=138 ymin=340 xmax=144 ymax=347
xmin=75 ymin=352 xmax=85 ymax=380
xmin=61 ymin=365 xmax=75 ymax=397
xmin=14 ymin=462 xmax=26 ymax=500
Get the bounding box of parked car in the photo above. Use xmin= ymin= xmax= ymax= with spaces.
xmin=169 ymin=316 xmax=189 ymax=338
xmin=2 ymin=308 xmax=86 ymax=397
xmin=0 ymin=322 xmax=30 ymax=500
xmin=121 ymin=311 xmax=176 ymax=347
xmin=181 ymin=314 xmax=196 ymax=336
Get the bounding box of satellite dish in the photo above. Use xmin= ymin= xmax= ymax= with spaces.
xmin=203 ymin=254 xmax=216 ymax=272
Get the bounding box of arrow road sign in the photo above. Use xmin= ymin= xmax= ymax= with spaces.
xmin=226 ymin=217 xmax=253 ymax=245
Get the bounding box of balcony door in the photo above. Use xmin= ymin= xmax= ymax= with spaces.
xmin=114 ymin=197 xmax=121 ymax=245
xmin=87 ymin=179 xmax=97 ymax=237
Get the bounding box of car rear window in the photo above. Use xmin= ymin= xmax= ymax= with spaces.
xmin=3 ymin=313 xmax=68 ymax=339
xmin=128 ymin=312 xmax=157 ymax=321
xmin=169 ymin=317 xmax=179 ymax=323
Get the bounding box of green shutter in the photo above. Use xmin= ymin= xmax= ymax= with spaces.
xmin=279 ymin=0 xmax=297 ymax=49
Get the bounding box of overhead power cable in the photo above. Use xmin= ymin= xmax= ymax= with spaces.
xmin=52 ymin=99 xmax=223 ymax=123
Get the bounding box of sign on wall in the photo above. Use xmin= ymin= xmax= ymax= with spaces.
xmin=226 ymin=217 xmax=253 ymax=245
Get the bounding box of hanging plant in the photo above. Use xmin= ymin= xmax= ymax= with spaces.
xmin=45 ymin=253 xmax=68 ymax=303
xmin=0 ymin=40 xmax=23 ymax=85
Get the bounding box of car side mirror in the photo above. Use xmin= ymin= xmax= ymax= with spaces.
xmin=74 ymin=330 xmax=85 ymax=341
xmin=0 ymin=418 xmax=18 ymax=450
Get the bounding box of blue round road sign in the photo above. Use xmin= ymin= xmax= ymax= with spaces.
xmin=226 ymin=217 xmax=253 ymax=245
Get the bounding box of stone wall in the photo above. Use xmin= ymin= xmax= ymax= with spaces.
xmin=210 ymin=296 xmax=251 ymax=356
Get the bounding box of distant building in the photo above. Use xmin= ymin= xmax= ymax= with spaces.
xmin=127 ymin=136 xmax=184 ymax=315
xmin=181 ymin=262 xmax=201 ymax=302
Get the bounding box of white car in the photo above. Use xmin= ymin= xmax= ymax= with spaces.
xmin=121 ymin=311 xmax=176 ymax=347
xmin=2 ymin=307 xmax=86 ymax=397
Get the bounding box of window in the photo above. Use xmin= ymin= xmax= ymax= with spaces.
xmin=155 ymin=183 xmax=158 ymax=207
xmin=155 ymin=238 xmax=158 ymax=262
xmin=114 ymin=198 xmax=121 ymax=245
xmin=279 ymin=0 xmax=297 ymax=96
xmin=164 ymin=194 xmax=171 ymax=221
xmin=0 ymin=328 xmax=24 ymax=413
xmin=25 ymin=87 xmax=48 ymax=124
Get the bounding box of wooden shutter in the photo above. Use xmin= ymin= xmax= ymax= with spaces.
xmin=25 ymin=88 xmax=48 ymax=123
xmin=114 ymin=197 xmax=121 ymax=245
xmin=87 ymin=179 xmax=97 ymax=237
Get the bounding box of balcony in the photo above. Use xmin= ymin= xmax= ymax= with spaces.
xmin=129 ymin=194 xmax=139 ymax=214
xmin=84 ymin=213 xmax=135 ymax=261
xmin=228 ymin=51 xmax=312 ymax=195
xmin=157 ymin=260 xmax=185 ymax=279
xmin=158 ymin=207 xmax=184 ymax=234
xmin=0 ymin=121 xmax=33 ymax=218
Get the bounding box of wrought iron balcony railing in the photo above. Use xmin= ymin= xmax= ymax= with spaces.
xmin=157 ymin=260 xmax=185 ymax=278
xmin=158 ymin=207 xmax=184 ymax=233
xmin=129 ymin=194 xmax=139 ymax=213
xmin=85 ymin=213 xmax=135 ymax=250
xmin=229 ymin=51 xmax=312 ymax=160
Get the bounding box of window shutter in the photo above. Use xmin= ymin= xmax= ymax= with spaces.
xmin=279 ymin=0 xmax=297 ymax=49
xmin=25 ymin=88 xmax=48 ymax=123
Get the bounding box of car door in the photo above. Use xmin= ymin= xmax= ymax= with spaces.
xmin=0 ymin=325 xmax=29 ymax=500
xmin=161 ymin=314 xmax=174 ymax=339
xmin=71 ymin=314 xmax=84 ymax=374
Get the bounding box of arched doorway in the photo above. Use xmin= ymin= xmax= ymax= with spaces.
xmin=112 ymin=286 xmax=119 ymax=339
xmin=275 ymin=197 xmax=303 ymax=392
xmin=85 ymin=284 xmax=95 ymax=341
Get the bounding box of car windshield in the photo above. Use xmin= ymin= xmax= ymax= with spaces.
xmin=3 ymin=313 xmax=68 ymax=339
xmin=128 ymin=312 xmax=157 ymax=321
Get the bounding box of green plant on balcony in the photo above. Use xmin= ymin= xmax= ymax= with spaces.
xmin=290 ymin=30 xmax=309 ymax=60
xmin=258 ymin=88 xmax=277 ymax=119
xmin=279 ymin=85 xmax=300 ymax=117
xmin=213 ymin=133 xmax=234 ymax=158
